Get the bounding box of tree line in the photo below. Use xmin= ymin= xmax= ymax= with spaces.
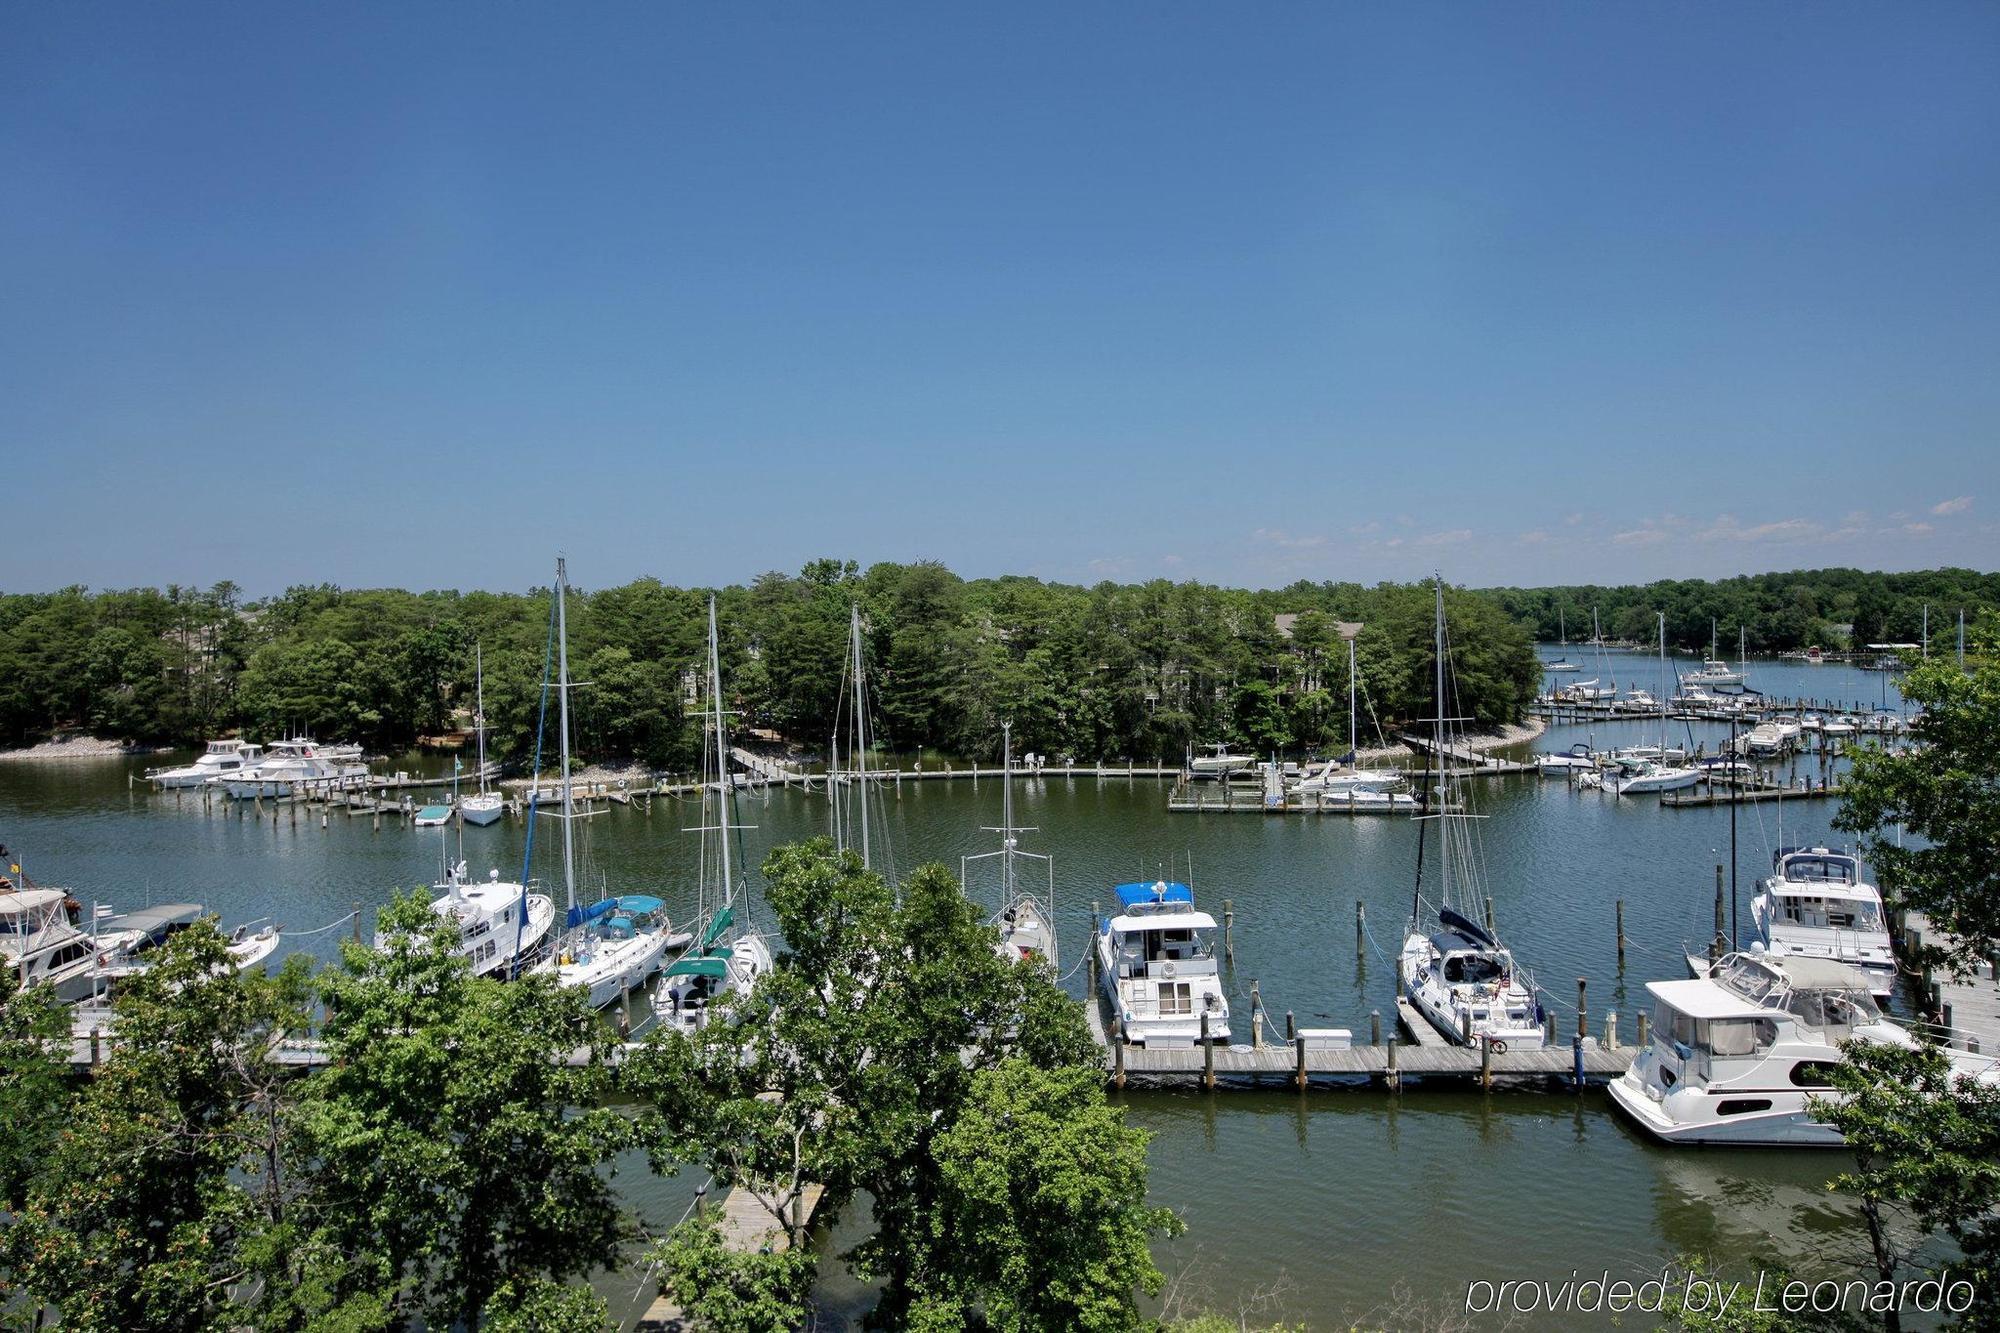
xmin=1487 ymin=567 xmax=2000 ymax=656
xmin=0 ymin=566 xmax=1539 ymax=767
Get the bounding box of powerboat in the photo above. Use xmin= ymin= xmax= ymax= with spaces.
xmin=1096 ymin=880 xmax=1229 ymax=1046
xmin=3 ymin=885 xmax=206 ymax=1002
xmin=412 ymin=803 xmax=453 ymax=828
xmin=147 ymin=739 xmax=263 ymax=789
xmin=218 ymin=739 xmax=367 ymax=798
xmin=1608 ymin=759 xmax=1700 ymax=795
xmin=1535 ymin=743 xmax=1598 ymax=776
xmin=1188 ymin=743 xmax=1253 ymax=777
xmin=391 ymin=861 xmax=556 ymax=979
xmin=1610 ymin=951 xmax=1928 ymax=1147
xmin=1744 ymin=723 xmax=1787 ymax=757
xmin=1750 ymin=848 xmax=1895 ymax=997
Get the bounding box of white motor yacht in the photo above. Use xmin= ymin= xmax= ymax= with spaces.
xmin=1096 ymin=880 xmax=1229 ymax=1046
xmin=1610 ymin=951 xmax=1936 ymax=1147
xmin=1751 ymin=848 xmax=1895 ymax=997
xmin=1535 ymin=743 xmax=1598 ymax=776
xmin=1744 ymin=722 xmax=1787 ymax=757
xmin=3 ymin=886 xmax=207 ymax=1002
xmin=390 ymin=861 xmax=556 ymax=978
xmin=219 ymin=739 xmax=368 ymax=798
xmin=147 ymin=739 xmax=263 ymax=789
xmin=1609 ymin=759 xmax=1701 ymax=795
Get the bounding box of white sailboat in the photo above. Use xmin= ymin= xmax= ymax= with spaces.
xmin=460 ymin=643 xmax=505 ymax=826
xmin=1683 ymin=620 xmax=1745 ymax=690
xmin=1545 ymin=606 xmax=1580 ymax=672
xmin=529 ymin=558 xmax=685 ymax=1009
xmin=1608 ymin=614 xmax=1700 ymax=795
xmin=658 ymin=596 xmax=773 ymax=1034
xmin=1398 ymin=577 xmax=1547 ymax=1050
xmin=963 ymin=721 xmax=1057 ymax=967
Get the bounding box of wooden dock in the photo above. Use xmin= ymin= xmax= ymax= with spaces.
xmin=1661 ymin=783 xmax=1844 ymax=808
xmin=1902 ymin=913 xmax=2000 ymax=1057
xmin=1085 ymin=993 xmax=1630 ymax=1089
xmin=635 ymin=1179 xmax=827 ymax=1332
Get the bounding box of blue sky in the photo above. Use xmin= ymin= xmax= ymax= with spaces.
xmin=4 ymin=4 xmax=1997 ymax=595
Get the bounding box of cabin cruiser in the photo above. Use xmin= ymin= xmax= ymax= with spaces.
xmin=1610 ymin=951 xmax=1922 ymax=1147
xmin=1096 ymin=881 xmax=1229 ymax=1046
xmin=390 ymin=861 xmax=556 ymax=978
xmin=1750 ymin=848 xmax=1895 ymax=997
xmin=1623 ymin=688 xmax=1659 ymax=710
xmin=1535 ymin=742 xmax=1598 ymax=776
xmin=218 ymin=739 xmax=368 ymax=798
xmin=1821 ymin=716 xmax=1857 ymax=739
xmin=532 ymin=895 xmax=686 ymax=1009
xmin=1289 ymin=762 xmax=1417 ymax=809
xmin=2 ymin=887 xmax=206 ymax=1002
xmin=1743 ymin=722 xmax=1788 ymax=757
xmin=1188 ymin=743 xmax=1253 ymax=777
xmin=1608 ymin=759 xmax=1700 ymax=795
xmin=1400 ymin=907 xmax=1546 ymax=1050
xmin=147 ymin=739 xmax=263 ymax=789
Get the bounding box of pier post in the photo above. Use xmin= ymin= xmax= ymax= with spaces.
xmin=90 ymin=1027 xmax=100 ymax=1065
xmin=1480 ymin=1035 xmax=1492 ymax=1090
xmin=1576 ymin=978 xmax=1587 ymax=1040
xmin=1460 ymin=1009 xmax=1472 ymax=1043
xmin=1543 ymin=1009 xmax=1556 ymax=1046
xmin=1572 ymin=1033 xmax=1585 ymax=1091
xmin=1285 ymin=1010 xmax=1295 ymax=1040
xmin=1088 ymin=901 xmax=1101 ymax=992
xmin=1605 ymin=1011 xmax=1618 ymax=1051
xmin=1112 ymin=1016 xmax=1126 ymax=1090
xmin=1386 ymin=1032 xmax=1400 ymax=1091
xmin=1943 ymin=1003 xmax=1955 ymax=1047
xmin=1201 ymin=1013 xmax=1215 ymax=1091
xmin=1484 ymin=896 xmax=1495 ymax=934
xmin=1294 ymin=1033 xmax=1307 ymax=1089
xmin=1250 ymin=982 xmax=1263 ymax=1050
xmin=1615 ymin=899 xmax=1625 ymax=963
xmin=1370 ymin=1009 xmax=1381 ymax=1046
xmin=1637 ymin=1012 xmax=1649 ymax=1049
xmin=1223 ymin=899 xmax=1234 ymax=966
xmin=352 ymin=903 xmax=362 ymax=944
xmin=1356 ymin=900 xmax=1365 ymax=960
xmin=621 ymin=985 xmax=633 ymax=1038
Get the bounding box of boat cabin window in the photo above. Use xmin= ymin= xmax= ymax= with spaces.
xmin=1776 ymin=893 xmax=1883 ymax=933
xmin=1782 ymin=987 xmax=1879 ymax=1030
xmin=1790 ymin=1061 xmax=1839 ymax=1087
xmin=1144 ymin=928 xmax=1207 ymax=962
xmin=1443 ymin=953 xmax=1504 ymax=985
xmin=1704 ymin=1017 xmax=1777 ymax=1057
xmin=1783 ymin=856 xmax=1857 ymax=886
xmin=1158 ymin=982 xmax=1192 ymax=1015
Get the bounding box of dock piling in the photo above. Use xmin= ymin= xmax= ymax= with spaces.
xmin=1223 ymin=900 xmax=1234 ymax=966
xmin=1576 ymin=978 xmax=1587 ymax=1040
xmin=1484 ymin=896 xmax=1495 ymax=934
xmin=1386 ymin=1033 xmax=1400 ymax=1091
xmin=352 ymin=903 xmax=362 ymax=944
xmin=1605 ymin=1011 xmax=1618 ymax=1051
xmin=1294 ymin=1033 xmax=1307 ymax=1089
xmin=1355 ymin=900 xmax=1365 ymax=960
xmin=1285 ymin=1009 xmax=1295 ymax=1040
xmin=1112 ymin=1017 xmax=1126 ymax=1089
xmin=1572 ymin=1033 xmax=1585 ymax=1091
xmin=1637 ymin=1012 xmax=1649 ymax=1049
xmin=1480 ymin=1035 xmax=1492 ymax=1090
xmin=1460 ymin=1009 xmax=1472 ymax=1043
xmin=1201 ymin=1013 xmax=1215 ymax=1090
xmin=1616 ymin=899 xmax=1625 ymax=963
xmin=1370 ymin=1009 xmax=1381 ymax=1046
xmin=1250 ymin=982 xmax=1263 ymax=1050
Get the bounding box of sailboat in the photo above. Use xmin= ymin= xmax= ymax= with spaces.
xmin=529 ymin=558 xmax=687 ymax=1009
xmin=1545 ymin=606 xmax=1580 ymax=672
xmin=1398 ymin=577 xmax=1547 ymax=1050
xmin=1684 ymin=620 xmax=1745 ymax=691
xmin=1289 ymin=634 xmax=1415 ymax=810
xmin=1608 ymin=614 xmax=1701 ymax=795
xmin=1558 ymin=608 xmax=1618 ymax=703
xmin=460 ymin=643 xmax=505 ymax=826
xmin=658 ymin=596 xmax=774 ymax=1033
xmin=963 ymin=722 xmax=1057 ymax=966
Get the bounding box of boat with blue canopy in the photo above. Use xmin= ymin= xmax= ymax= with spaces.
xmin=1095 ymin=878 xmax=1228 ymax=1046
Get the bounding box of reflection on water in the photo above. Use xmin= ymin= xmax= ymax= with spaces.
xmin=1 ymin=652 xmax=1907 ymax=1327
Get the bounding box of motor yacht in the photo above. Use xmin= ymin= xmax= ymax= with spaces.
xmin=147 ymin=739 xmax=263 ymax=789
xmin=389 ymin=861 xmax=557 ymax=978
xmin=1096 ymin=880 xmax=1229 ymax=1046
xmin=1750 ymin=848 xmax=1895 ymax=997
xmin=218 ymin=739 xmax=368 ymax=798
xmin=1535 ymin=743 xmax=1598 ymax=776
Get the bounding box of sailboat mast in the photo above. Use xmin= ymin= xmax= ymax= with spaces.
xmin=708 ymin=596 xmax=734 ymax=907
xmin=1434 ymin=576 xmax=1449 ymax=908
xmin=1658 ymin=612 xmax=1669 ymax=746
xmin=1000 ymin=721 xmax=1016 ymax=901
xmin=1347 ymin=634 xmax=1357 ymax=758
xmin=850 ymin=603 xmax=870 ymax=871
xmin=475 ymin=642 xmax=488 ymax=796
xmin=555 ymin=558 xmax=576 ymax=909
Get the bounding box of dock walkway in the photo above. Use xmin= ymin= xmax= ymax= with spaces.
xmin=1903 ymin=913 xmax=2000 ymax=1055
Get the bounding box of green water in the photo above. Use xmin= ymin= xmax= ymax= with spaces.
xmin=0 ymin=654 xmax=1918 ymax=1329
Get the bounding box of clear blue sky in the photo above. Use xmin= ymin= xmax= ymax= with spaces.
xmin=5 ymin=4 xmax=1997 ymax=595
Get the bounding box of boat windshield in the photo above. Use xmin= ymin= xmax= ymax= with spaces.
xmin=1781 ymin=855 xmax=1858 ymax=885
xmin=1781 ymin=986 xmax=1881 ymax=1029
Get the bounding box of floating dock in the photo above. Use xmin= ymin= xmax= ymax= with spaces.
xmin=1660 ymin=783 xmax=1844 ymax=808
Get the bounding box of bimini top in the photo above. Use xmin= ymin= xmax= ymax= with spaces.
xmin=1114 ymin=881 xmax=1193 ymax=910
xmin=1644 ymin=977 xmax=1772 ymax=1022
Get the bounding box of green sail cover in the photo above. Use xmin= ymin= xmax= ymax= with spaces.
xmin=696 ymin=904 xmax=734 ymax=950
xmin=663 ymin=955 xmax=730 ymax=979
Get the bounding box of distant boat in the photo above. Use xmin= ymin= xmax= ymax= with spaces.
xmin=1544 ymin=659 xmax=1581 ymax=673
xmin=963 ymin=722 xmax=1058 ymax=967
xmin=218 ymin=738 xmax=367 ymax=799
xmin=1188 ymin=743 xmax=1253 ymax=776
xmin=460 ymin=643 xmax=505 ymax=827
xmin=147 ymin=739 xmax=262 ymax=788
xmin=1608 ymin=615 xmax=1698 ymax=796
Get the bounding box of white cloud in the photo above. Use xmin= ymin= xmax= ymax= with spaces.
xmin=1613 ymin=527 xmax=1668 ymax=547
xmin=1251 ymin=527 xmax=1327 ymax=551
xmin=1347 ymin=520 xmax=1383 ymax=537
xmin=1517 ymin=530 xmax=1550 ymax=545
xmin=1903 ymin=522 xmax=1935 ymax=536
xmin=1563 ymin=512 xmax=1585 ymax=527
xmin=1417 ymin=528 xmax=1473 ymax=548
xmin=1932 ymin=495 xmax=1973 ymax=516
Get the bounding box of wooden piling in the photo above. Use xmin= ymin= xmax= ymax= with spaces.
xmin=1480 ymin=1035 xmax=1492 ymax=1090
xmin=1712 ymin=864 xmax=1726 ymax=958
xmin=352 ymin=902 xmax=362 ymax=944
xmin=1285 ymin=1010 xmax=1295 ymax=1041
xmin=1385 ymin=1032 xmax=1400 ymax=1091
xmin=1606 ymin=1011 xmax=1618 ymax=1050
xmin=1250 ymin=981 xmax=1263 ymax=1050
xmin=621 ymin=985 xmax=633 ymax=1038
xmin=1576 ymin=978 xmax=1587 ymax=1040
xmin=1616 ymin=899 xmax=1625 ymax=963
xmin=1637 ymin=1011 xmax=1650 ymax=1049
xmin=1370 ymin=1009 xmax=1382 ymax=1046
xmin=1223 ymin=900 xmax=1234 ymax=966
xmin=1355 ymin=900 xmax=1366 ymax=960
xmin=1543 ymin=1009 xmax=1556 ymax=1046
xmin=1112 ymin=1016 xmax=1126 ymax=1089
xmin=1201 ymin=1012 xmax=1215 ymax=1090
xmin=1484 ymin=896 xmax=1495 ymax=934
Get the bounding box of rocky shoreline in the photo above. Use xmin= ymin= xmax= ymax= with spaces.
xmin=0 ymin=735 xmax=155 ymax=760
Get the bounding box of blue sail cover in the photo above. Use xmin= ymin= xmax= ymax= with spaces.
xmin=565 ymin=898 xmax=619 ymax=929
xmin=1114 ymin=881 xmax=1194 ymax=910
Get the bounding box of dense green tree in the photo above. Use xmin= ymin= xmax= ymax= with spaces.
xmin=1834 ymin=630 xmax=2000 ymax=975
xmin=288 ymin=890 xmax=634 ymax=1329
xmin=631 ymin=840 xmax=1151 ymax=1331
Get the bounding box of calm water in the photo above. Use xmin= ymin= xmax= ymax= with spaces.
xmin=0 ymin=654 xmax=1921 ymax=1329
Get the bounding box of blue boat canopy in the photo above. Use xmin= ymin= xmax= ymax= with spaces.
xmin=615 ymin=894 xmax=665 ymax=915
xmin=1114 ymin=881 xmax=1193 ymax=909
